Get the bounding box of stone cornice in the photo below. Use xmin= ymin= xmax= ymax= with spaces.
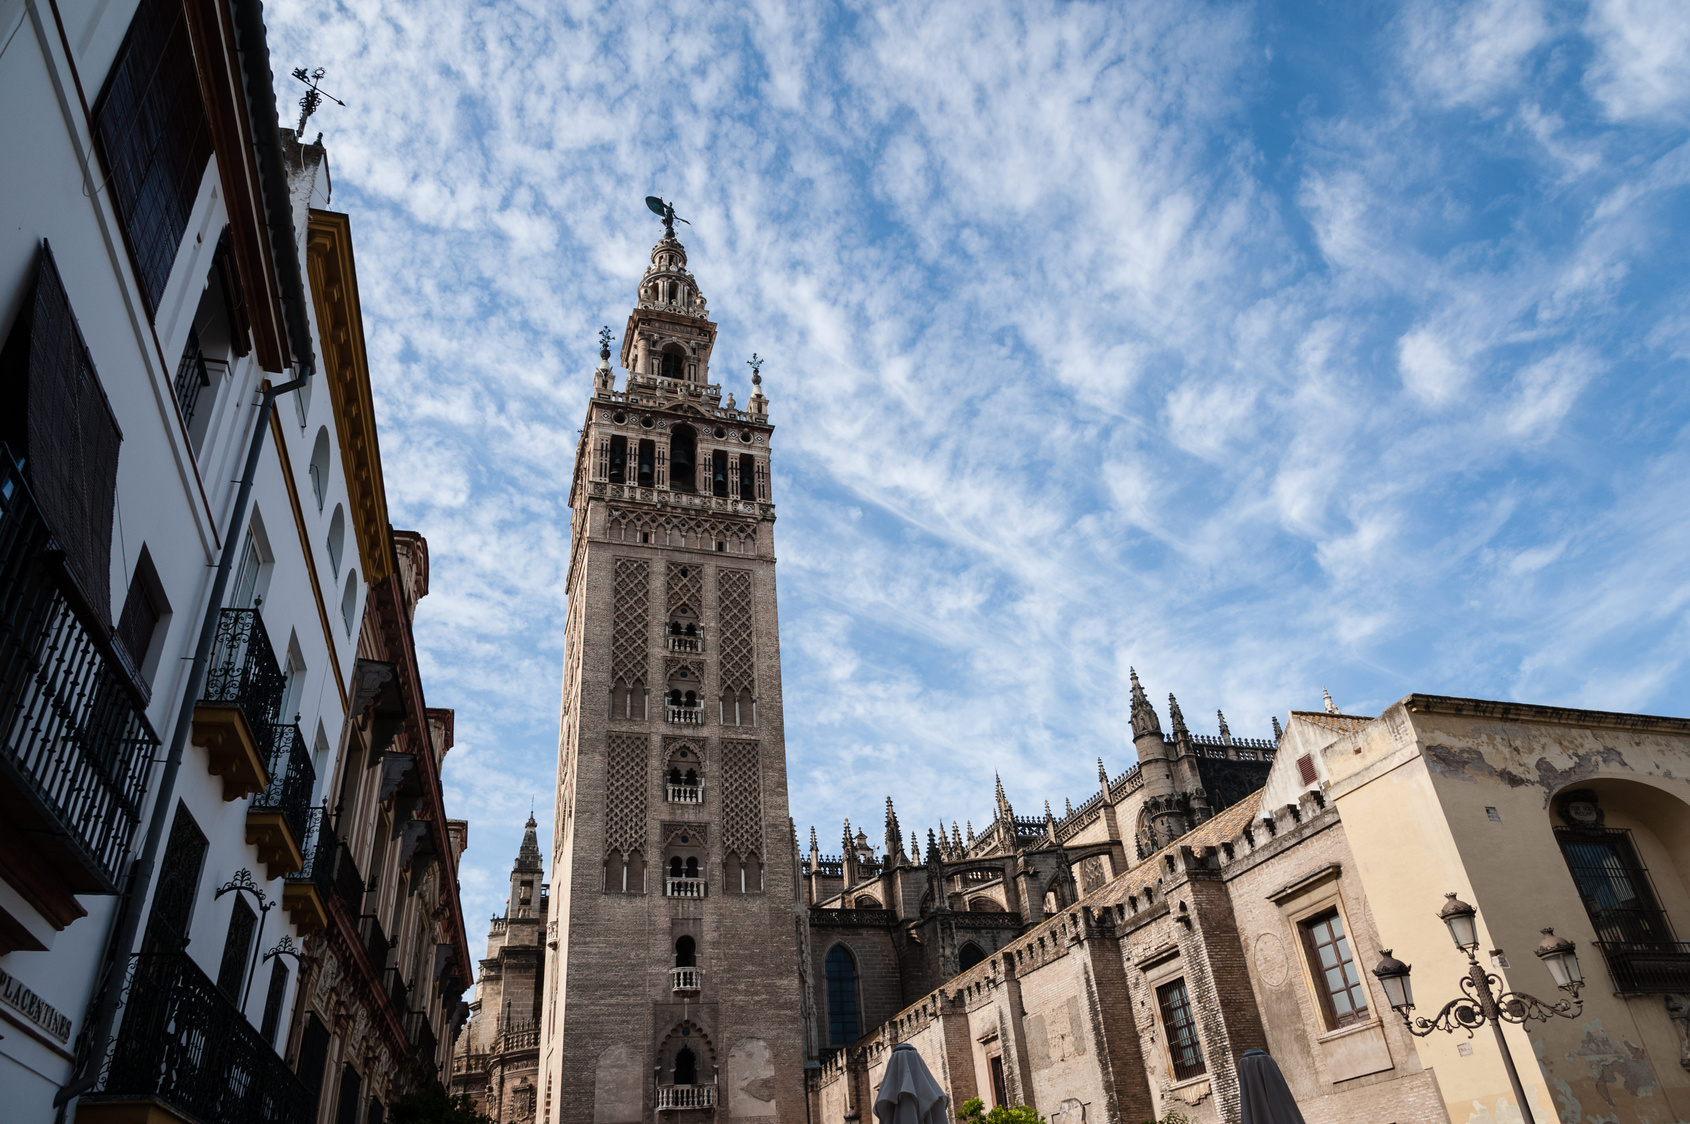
xmin=306 ymin=209 xmax=393 ymax=584
xmin=1400 ymin=694 xmax=1690 ymax=735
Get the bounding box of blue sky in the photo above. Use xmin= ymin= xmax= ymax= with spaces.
xmin=265 ymin=0 xmax=1690 ymax=933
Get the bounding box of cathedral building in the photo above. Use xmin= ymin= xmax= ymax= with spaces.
xmin=538 ymin=209 xmax=806 ymax=1124
xmin=453 ymin=816 xmax=550 ymax=1121
xmin=535 ymin=209 xmax=1690 ymax=1124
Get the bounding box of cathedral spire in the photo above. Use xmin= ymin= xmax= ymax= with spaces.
xmin=1168 ymin=693 xmax=1189 ymax=739
xmin=1130 ymin=669 xmax=1162 ymax=738
xmin=1098 ymin=757 xmax=1109 ymax=790
xmin=885 ymin=797 xmax=904 ymax=865
xmin=515 ymin=812 xmax=542 ymax=872
xmin=951 ymin=821 xmax=963 ymax=854
xmin=1217 ymin=710 xmax=1232 ymax=744
xmin=966 ymin=820 xmax=975 ymax=846
xmin=1044 ymin=801 xmax=1059 ymax=845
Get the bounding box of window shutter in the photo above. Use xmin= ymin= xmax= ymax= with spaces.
xmin=0 ymin=243 xmax=123 ymax=629
xmin=1296 ymin=754 xmax=1317 ymax=786
xmin=91 ymin=0 xmax=214 ymax=315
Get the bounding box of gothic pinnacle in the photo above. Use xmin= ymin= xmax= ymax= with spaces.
xmin=1217 ymin=710 xmax=1232 ymax=743
xmin=1168 ymin=693 xmax=1189 ymax=737
xmin=966 ymin=821 xmax=975 ymax=844
xmin=1272 ymin=715 xmax=1284 ymax=739
xmin=1130 ymin=668 xmax=1162 ymax=738
xmin=809 ymin=826 xmax=819 ymax=855
xmin=1098 ymin=757 xmax=1109 ymax=789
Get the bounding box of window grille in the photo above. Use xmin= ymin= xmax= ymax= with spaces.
xmin=1556 ymin=827 xmax=1676 ymax=945
xmin=216 ymin=896 xmax=257 ymax=999
xmin=260 ymin=960 xmax=289 ymax=1045
xmin=145 ymin=803 xmax=208 ymax=951
xmin=1156 ymin=978 xmax=1205 ymax=1081
xmin=91 ymin=0 xmax=213 ymax=315
xmin=1301 ymin=909 xmax=1368 ymax=1027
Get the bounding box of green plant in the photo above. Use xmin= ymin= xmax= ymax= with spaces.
xmin=1141 ymin=1114 xmax=1190 ymax=1124
xmin=956 ymin=1097 xmax=1045 ymax=1124
xmin=387 ymin=1082 xmax=495 ymax=1124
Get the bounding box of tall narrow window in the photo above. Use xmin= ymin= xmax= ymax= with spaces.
xmin=341 ymin=571 xmax=359 ymax=634
xmin=144 ymin=803 xmax=207 ymax=951
xmin=673 ymin=1046 xmax=697 ymax=1085
xmin=738 ymin=454 xmax=755 ymax=501
xmin=988 ymin=1056 xmax=1007 ymax=1108
xmin=308 ymin=427 xmax=332 ymax=510
xmin=298 ymin=1014 xmax=332 ymax=1118
xmin=327 ymin=504 xmax=347 ymax=577
xmin=669 ymin=425 xmax=697 ymax=492
xmin=230 ymin=525 xmax=267 ymax=609
xmin=116 ymin=546 xmax=167 ymax=682
xmin=1156 ymin=978 xmax=1205 ymax=1081
xmin=333 ymin=1063 xmax=363 ymax=1124
xmin=260 ymin=959 xmax=290 ymax=1044
xmin=638 ymin=439 xmax=656 ymax=487
xmin=217 ymin=897 xmax=257 ymax=999
xmin=675 ymin=936 xmax=696 ymax=967
xmin=608 ymin=435 xmax=627 ymax=484
xmin=711 ymin=449 xmax=729 ymax=497
xmin=1301 ymin=910 xmax=1368 ymax=1028
xmin=825 ymin=944 xmax=860 ymax=1045
xmin=91 ymin=0 xmax=214 ymax=314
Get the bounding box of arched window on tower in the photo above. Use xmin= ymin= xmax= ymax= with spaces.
xmin=669 ymin=425 xmax=697 ymax=491
xmin=711 ymin=450 xmax=729 ymax=497
xmin=958 ymin=942 xmax=986 ymax=972
xmin=608 ymin=435 xmax=627 ymax=484
xmin=661 ymin=344 xmax=686 ymax=379
xmin=738 ymin=454 xmax=755 ymax=500
xmin=673 ymin=1046 xmax=698 ymax=1086
xmin=825 ymin=945 xmax=860 ymax=1046
xmin=675 ymin=935 xmax=696 ymax=967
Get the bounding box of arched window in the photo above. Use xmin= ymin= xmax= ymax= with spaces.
xmin=660 ymin=345 xmax=686 ymax=379
xmin=685 ymin=856 xmax=699 ymax=879
xmin=327 ymin=504 xmax=346 ymax=576
xmin=340 ymin=571 xmax=358 ymax=635
xmin=670 ymin=856 xmax=683 ymax=878
xmin=308 ymin=427 xmax=331 ymax=510
xmin=958 ymin=943 xmax=986 ymax=972
xmin=673 ymin=1046 xmax=697 ymax=1086
xmin=825 ymin=945 xmax=860 ymax=1046
xmin=675 ymin=936 xmax=696 ymax=968
xmin=669 ymin=425 xmax=697 ymax=492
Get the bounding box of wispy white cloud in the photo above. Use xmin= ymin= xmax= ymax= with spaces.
xmin=265 ymin=0 xmax=1690 ymax=931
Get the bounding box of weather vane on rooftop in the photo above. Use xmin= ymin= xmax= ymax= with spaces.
xmin=291 ymin=67 xmax=346 ymax=139
xmin=645 ymin=195 xmax=690 ymax=237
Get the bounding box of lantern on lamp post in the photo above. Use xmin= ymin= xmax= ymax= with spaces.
xmin=1373 ymin=894 xmax=1584 ymax=1124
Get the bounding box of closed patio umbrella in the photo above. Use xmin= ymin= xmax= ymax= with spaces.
xmin=1239 ymin=1049 xmax=1306 ymax=1124
xmin=875 ymin=1043 xmax=950 ymax=1124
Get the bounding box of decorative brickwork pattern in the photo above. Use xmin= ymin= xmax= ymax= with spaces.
xmin=718 ymin=569 xmax=755 ymax=694
xmin=603 ymin=733 xmax=649 ymax=857
xmin=720 ymin=739 xmax=762 ymax=857
xmin=666 ymin=561 xmax=702 ymax=615
xmin=611 ymin=558 xmax=650 ymax=687
xmin=608 ymin=507 xmax=757 ymax=554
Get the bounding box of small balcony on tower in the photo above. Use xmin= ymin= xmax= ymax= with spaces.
xmin=665 ymin=687 xmax=703 ymax=725
xmin=657 ymin=1084 xmax=717 ymax=1111
xmin=665 ymin=621 xmax=705 ymax=654
xmin=666 ymin=763 xmax=702 ymax=805
xmin=671 ymin=966 xmax=704 ymax=993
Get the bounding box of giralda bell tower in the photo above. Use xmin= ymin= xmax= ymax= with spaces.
xmin=539 ymin=202 xmax=806 ymax=1124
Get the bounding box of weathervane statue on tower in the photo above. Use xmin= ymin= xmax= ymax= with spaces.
xmin=644 ymin=195 xmax=690 ymax=238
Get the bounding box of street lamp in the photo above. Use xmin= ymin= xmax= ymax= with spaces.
xmin=1373 ymin=893 xmax=1584 ymax=1124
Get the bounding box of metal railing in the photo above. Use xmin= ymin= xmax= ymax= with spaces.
xmin=358 ymin=913 xmax=390 ymax=971
xmin=1593 ymin=941 xmax=1690 ymax=994
xmin=91 ymin=951 xmax=308 ymax=1123
xmin=665 ymin=633 xmax=704 ymax=653
xmin=665 ymin=877 xmax=706 ymax=898
xmin=0 ymin=449 xmax=157 ymax=891
xmin=671 ymin=966 xmax=703 ymax=992
xmin=173 ymin=329 xmax=212 ymax=427
xmin=406 ymin=1009 xmax=438 ymax=1061
xmin=666 ymin=704 xmax=704 ymax=726
xmin=656 ymin=1084 xmax=717 ymax=1111
xmin=331 ymin=837 xmax=365 ymax=917
xmin=202 ymin=607 xmax=285 ymax=743
xmin=667 ymin=783 xmax=703 ymax=804
xmin=251 ymin=722 xmax=315 ymax=846
xmin=287 ymin=806 xmax=335 ymax=895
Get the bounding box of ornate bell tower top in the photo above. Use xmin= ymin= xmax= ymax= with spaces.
xmin=617 ymin=221 xmax=720 ymax=391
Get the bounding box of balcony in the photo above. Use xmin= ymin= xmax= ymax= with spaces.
xmin=282 ymin=807 xmax=333 ymax=932
xmin=666 ymin=877 xmax=706 ymax=899
xmin=0 ymin=453 xmax=158 ymax=939
xmin=246 ymin=723 xmax=315 ymax=879
xmin=671 ymin=966 xmax=703 ymax=993
xmin=656 ymin=1084 xmax=717 ymax=1111
xmin=665 ymin=632 xmax=704 ymax=654
xmin=406 ymin=1009 xmax=438 ymax=1063
xmin=173 ymin=329 xmax=212 ymax=427
xmin=497 ymin=1021 xmax=539 ymax=1052
xmin=358 ymin=913 xmax=391 ymax=971
xmin=667 ymin=783 xmax=703 ymax=804
xmin=194 ymin=607 xmax=284 ymax=799
xmin=1594 ymin=941 xmax=1690 ymax=994
xmin=666 ymin=704 xmax=704 ymax=726
xmin=85 ymin=951 xmax=308 ymax=1124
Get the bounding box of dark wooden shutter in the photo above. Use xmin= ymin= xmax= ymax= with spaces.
xmin=0 ymin=243 xmax=123 ymax=629
xmin=260 ymin=959 xmax=289 ymax=1044
xmin=92 ymin=0 xmax=214 ymax=315
xmin=296 ymin=1013 xmax=331 ymax=1114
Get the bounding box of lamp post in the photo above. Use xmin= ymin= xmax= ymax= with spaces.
xmin=1373 ymin=894 xmax=1584 ymax=1124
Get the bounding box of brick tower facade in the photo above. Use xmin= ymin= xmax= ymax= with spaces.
xmin=539 ymin=210 xmax=806 ymax=1124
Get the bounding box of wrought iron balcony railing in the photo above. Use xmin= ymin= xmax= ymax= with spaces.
xmin=246 ymin=723 xmax=315 ymax=878
xmin=173 ymin=329 xmax=212 ymax=428
xmin=671 ymin=966 xmax=703 ymax=993
xmin=90 ymin=951 xmax=309 ymax=1124
xmin=358 ymin=913 xmax=390 ymax=971
xmin=665 ymin=877 xmax=706 ymax=898
xmin=0 ymin=449 xmax=157 ymax=904
xmin=282 ymin=806 xmax=334 ymax=931
xmin=665 ymin=704 xmax=703 ymax=726
xmin=667 ymin=783 xmax=703 ymax=804
xmin=407 ymin=1009 xmax=439 ymax=1062
xmin=656 ymin=1084 xmax=717 ymax=1111
xmin=1594 ymin=940 xmax=1690 ymax=994
xmin=202 ymin=607 xmax=285 ymax=746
